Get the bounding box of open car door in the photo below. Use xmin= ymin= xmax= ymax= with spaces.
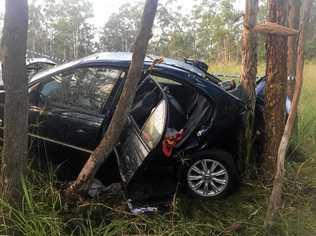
xmin=114 ymin=76 xmax=168 ymax=202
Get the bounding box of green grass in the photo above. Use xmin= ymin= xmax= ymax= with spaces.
xmin=210 ymin=62 xmax=266 ymax=76
xmin=1 ymin=63 xmax=316 ymax=235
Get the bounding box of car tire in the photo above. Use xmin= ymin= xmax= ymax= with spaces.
xmin=183 ymin=150 xmax=239 ymax=199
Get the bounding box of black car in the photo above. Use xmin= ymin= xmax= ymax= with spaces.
xmin=26 ymin=57 xmax=57 ymax=79
xmin=0 ymin=52 xmax=257 ymax=203
xmin=0 ymin=57 xmax=56 ymax=88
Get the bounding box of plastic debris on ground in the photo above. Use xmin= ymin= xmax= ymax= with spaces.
xmin=127 ymin=199 xmax=158 ymax=215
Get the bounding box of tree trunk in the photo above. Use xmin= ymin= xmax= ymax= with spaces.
xmin=264 ymin=0 xmax=313 ymax=230
xmin=263 ymin=0 xmax=288 ymax=178
xmin=64 ymin=0 xmax=159 ymax=199
xmin=287 ymin=0 xmax=301 ymax=99
xmin=0 ymin=0 xmax=29 ymax=206
xmin=287 ymin=0 xmax=301 ymax=139
xmin=239 ymin=0 xmax=258 ymax=171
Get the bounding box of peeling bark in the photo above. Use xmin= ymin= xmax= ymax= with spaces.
xmin=287 ymin=0 xmax=301 ymax=139
xmin=254 ymin=21 xmax=298 ymax=36
xmin=263 ymin=0 xmax=288 ymax=178
xmin=64 ymin=0 xmax=159 ymax=199
xmin=265 ymin=0 xmax=313 ymax=229
xmin=239 ymin=0 xmax=258 ymax=171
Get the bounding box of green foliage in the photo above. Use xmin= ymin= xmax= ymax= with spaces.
xmin=28 ymin=0 xmax=95 ymax=60
xmin=150 ymin=0 xmax=243 ymax=63
xmin=25 ymin=0 xmax=316 ymax=63
xmin=99 ymin=2 xmax=143 ymax=52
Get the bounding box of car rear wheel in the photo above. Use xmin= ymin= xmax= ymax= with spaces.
xmin=184 ymin=150 xmax=239 ymax=199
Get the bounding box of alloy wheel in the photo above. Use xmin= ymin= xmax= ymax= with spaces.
xmin=187 ymin=159 xmax=229 ymax=197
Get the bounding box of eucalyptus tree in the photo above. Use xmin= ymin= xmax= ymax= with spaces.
xmin=191 ymin=0 xmax=242 ymax=63
xmin=263 ymin=0 xmax=289 ymax=177
xmin=99 ymin=2 xmax=143 ymax=52
xmin=27 ymin=0 xmax=95 ymax=60
xmin=0 ymin=0 xmax=28 ymax=209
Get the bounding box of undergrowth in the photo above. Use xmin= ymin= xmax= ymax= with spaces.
xmin=0 ymin=63 xmax=315 ymax=235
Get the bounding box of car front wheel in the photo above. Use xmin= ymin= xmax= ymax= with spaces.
xmin=184 ymin=150 xmax=239 ymax=199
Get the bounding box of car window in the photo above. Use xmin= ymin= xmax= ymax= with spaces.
xmin=38 ymin=67 xmax=123 ymax=114
xmin=140 ymin=99 xmax=167 ymax=149
xmin=151 ymin=74 xmax=198 ymax=129
xmin=131 ymin=77 xmax=163 ymax=128
xmin=151 ymin=75 xmax=197 ymax=112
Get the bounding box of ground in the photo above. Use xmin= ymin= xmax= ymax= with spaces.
xmin=0 ymin=63 xmax=315 ymax=235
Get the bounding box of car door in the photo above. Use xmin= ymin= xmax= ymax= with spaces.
xmin=115 ymin=77 xmax=168 ymax=186
xmin=28 ymin=66 xmax=125 ymax=153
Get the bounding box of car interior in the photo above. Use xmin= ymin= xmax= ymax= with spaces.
xmin=151 ymin=75 xmax=213 ymax=149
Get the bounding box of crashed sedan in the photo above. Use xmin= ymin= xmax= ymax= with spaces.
xmin=0 ymin=52 xmax=252 ymax=204
xmin=0 ymin=57 xmax=56 ymax=88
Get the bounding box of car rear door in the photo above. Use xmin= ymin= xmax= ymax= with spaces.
xmin=114 ymin=77 xmax=168 ymax=185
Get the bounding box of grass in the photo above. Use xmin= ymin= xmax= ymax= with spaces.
xmin=1 ymin=63 xmax=316 ymax=235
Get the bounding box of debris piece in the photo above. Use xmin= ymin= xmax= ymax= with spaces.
xmin=127 ymin=199 xmax=158 ymax=215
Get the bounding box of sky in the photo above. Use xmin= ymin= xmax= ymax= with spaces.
xmin=0 ymin=0 xmax=244 ymax=28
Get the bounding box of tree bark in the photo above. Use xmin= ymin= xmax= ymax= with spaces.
xmin=0 ymin=0 xmax=29 ymax=206
xmin=264 ymin=0 xmax=313 ymax=230
xmin=64 ymin=0 xmax=159 ymax=198
xmin=254 ymin=22 xmax=298 ymax=36
xmin=287 ymin=0 xmax=301 ymax=99
xmin=287 ymin=0 xmax=301 ymax=140
xmin=263 ymin=0 xmax=288 ymax=178
xmin=239 ymin=0 xmax=258 ymax=171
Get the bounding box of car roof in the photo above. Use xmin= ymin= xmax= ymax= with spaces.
xmin=82 ymin=52 xmax=207 ymax=77
xmin=31 ymin=52 xmax=207 ymax=82
xmin=26 ymin=57 xmax=57 ymax=66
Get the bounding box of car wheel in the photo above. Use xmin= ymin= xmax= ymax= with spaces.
xmin=184 ymin=150 xmax=239 ymax=199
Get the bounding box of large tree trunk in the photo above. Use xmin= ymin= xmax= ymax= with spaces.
xmin=65 ymin=0 xmax=159 ymax=198
xmin=264 ymin=0 xmax=313 ymax=229
xmin=239 ymin=0 xmax=258 ymax=171
xmin=263 ymin=0 xmax=288 ymax=178
xmin=287 ymin=0 xmax=301 ymax=99
xmin=0 ymin=0 xmax=29 ymax=206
